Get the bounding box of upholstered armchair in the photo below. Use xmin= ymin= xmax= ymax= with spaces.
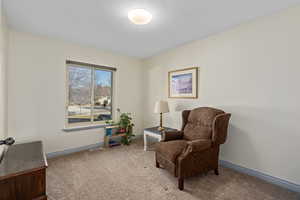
xmin=155 ymin=107 xmax=231 ymax=190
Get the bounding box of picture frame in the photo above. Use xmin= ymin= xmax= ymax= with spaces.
xmin=168 ymin=67 xmax=198 ymax=99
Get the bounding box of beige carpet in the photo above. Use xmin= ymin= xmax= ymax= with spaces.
xmin=47 ymin=140 xmax=299 ymax=200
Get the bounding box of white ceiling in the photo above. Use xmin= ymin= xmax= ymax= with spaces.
xmin=3 ymin=0 xmax=300 ymax=58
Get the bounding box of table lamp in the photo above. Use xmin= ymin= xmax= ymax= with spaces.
xmin=154 ymin=100 xmax=169 ymax=131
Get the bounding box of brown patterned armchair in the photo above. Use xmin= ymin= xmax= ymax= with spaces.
xmin=155 ymin=107 xmax=231 ymax=190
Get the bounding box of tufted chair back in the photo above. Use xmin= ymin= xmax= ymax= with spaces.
xmin=183 ymin=107 xmax=224 ymax=141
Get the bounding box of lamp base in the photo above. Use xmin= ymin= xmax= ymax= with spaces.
xmin=157 ymin=126 xmax=164 ymax=131
xmin=157 ymin=112 xmax=165 ymax=131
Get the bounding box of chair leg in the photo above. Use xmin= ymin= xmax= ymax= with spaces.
xmin=156 ymin=160 xmax=160 ymax=168
xmin=214 ymin=168 xmax=219 ymax=175
xmin=178 ymin=178 xmax=184 ymax=190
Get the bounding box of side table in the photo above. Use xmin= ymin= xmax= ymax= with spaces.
xmin=143 ymin=126 xmax=177 ymax=151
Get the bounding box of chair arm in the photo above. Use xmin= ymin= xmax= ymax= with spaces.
xmin=161 ymin=131 xmax=183 ymax=142
xmin=177 ymin=139 xmax=213 ymax=178
xmin=184 ymin=139 xmax=212 ymax=154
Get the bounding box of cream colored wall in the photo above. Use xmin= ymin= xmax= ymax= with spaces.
xmin=143 ymin=6 xmax=300 ymax=184
xmin=7 ymin=30 xmax=144 ymax=153
xmin=0 ymin=0 xmax=8 ymax=155
xmin=5 ymin=3 xmax=300 ymax=185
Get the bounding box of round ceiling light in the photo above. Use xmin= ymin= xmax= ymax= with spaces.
xmin=128 ymin=9 xmax=152 ymax=25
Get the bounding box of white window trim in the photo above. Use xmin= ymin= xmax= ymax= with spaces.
xmin=64 ymin=60 xmax=116 ymax=130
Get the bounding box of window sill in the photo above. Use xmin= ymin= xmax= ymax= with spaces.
xmin=62 ymin=124 xmax=111 ymax=132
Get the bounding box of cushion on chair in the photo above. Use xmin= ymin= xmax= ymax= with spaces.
xmin=155 ymin=140 xmax=187 ymax=163
xmin=183 ymin=107 xmax=224 ymax=141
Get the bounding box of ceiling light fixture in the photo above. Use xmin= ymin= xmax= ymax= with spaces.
xmin=128 ymin=9 xmax=152 ymax=25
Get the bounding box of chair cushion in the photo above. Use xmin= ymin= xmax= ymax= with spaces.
xmin=155 ymin=140 xmax=187 ymax=163
xmin=183 ymin=107 xmax=224 ymax=141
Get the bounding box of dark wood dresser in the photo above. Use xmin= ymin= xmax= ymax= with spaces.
xmin=0 ymin=141 xmax=47 ymax=200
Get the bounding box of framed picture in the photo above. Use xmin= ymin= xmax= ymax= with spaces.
xmin=168 ymin=67 xmax=198 ymax=99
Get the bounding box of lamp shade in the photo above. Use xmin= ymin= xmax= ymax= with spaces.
xmin=154 ymin=101 xmax=169 ymax=113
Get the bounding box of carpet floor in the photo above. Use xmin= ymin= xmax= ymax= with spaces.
xmin=47 ymin=140 xmax=299 ymax=200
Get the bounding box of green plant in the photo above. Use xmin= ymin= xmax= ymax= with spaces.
xmin=118 ymin=113 xmax=135 ymax=145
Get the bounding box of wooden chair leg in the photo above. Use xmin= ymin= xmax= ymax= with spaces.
xmin=178 ymin=178 xmax=184 ymax=190
xmin=156 ymin=160 xmax=160 ymax=168
xmin=214 ymin=168 xmax=219 ymax=175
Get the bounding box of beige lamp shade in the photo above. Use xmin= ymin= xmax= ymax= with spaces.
xmin=154 ymin=101 xmax=169 ymax=113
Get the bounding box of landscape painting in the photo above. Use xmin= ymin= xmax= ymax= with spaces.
xmin=168 ymin=67 xmax=198 ymax=98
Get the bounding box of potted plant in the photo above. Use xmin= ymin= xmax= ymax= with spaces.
xmin=118 ymin=113 xmax=135 ymax=145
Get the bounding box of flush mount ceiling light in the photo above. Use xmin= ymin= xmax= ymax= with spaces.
xmin=128 ymin=9 xmax=152 ymax=25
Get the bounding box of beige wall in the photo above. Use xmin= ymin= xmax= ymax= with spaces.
xmin=5 ymin=3 xmax=300 ymax=185
xmin=0 ymin=0 xmax=8 ymax=155
xmin=143 ymin=6 xmax=300 ymax=184
xmin=7 ymin=30 xmax=144 ymax=153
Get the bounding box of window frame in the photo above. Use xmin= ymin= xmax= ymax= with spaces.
xmin=65 ymin=60 xmax=116 ymax=129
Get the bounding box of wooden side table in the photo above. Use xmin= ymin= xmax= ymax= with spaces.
xmin=104 ymin=125 xmax=126 ymax=148
xmin=143 ymin=126 xmax=177 ymax=151
xmin=104 ymin=133 xmax=126 ymax=147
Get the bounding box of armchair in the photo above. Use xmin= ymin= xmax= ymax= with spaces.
xmin=155 ymin=107 xmax=231 ymax=190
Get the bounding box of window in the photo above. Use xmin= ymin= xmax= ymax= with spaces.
xmin=66 ymin=60 xmax=115 ymax=128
